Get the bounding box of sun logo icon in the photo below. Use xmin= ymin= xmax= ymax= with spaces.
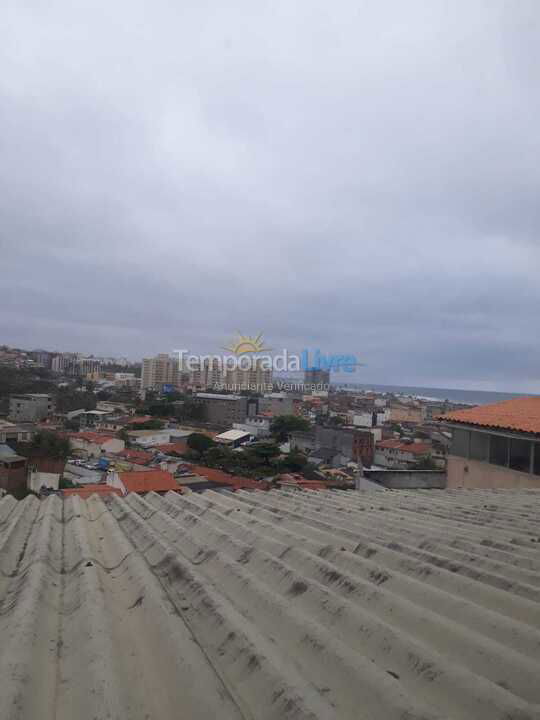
xmin=223 ymin=332 xmax=271 ymax=355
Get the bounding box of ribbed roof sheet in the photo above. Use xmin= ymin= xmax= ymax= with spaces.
xmin=1 ymin=487 xmax=539 ymax=720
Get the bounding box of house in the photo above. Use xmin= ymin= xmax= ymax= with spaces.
xmin=233 ymin=416 xmax=271 ymax=438
xmin=68 ymin=432 xmax=125 ymax=457
xmin=0 ymin=419 xmax=33 ymax=444
xmin=153 ymin=442 xmax=188 ymax=457
xmin=0 ymin=444 xmax=27 ymax=493
xmin=179 ymin=465 xmax=267 ymax=492
xmin=108 ymin=469 xmax=181 ymax=495
xmin=66 ymin=409 xmax=112 ymax=429
xmin=374 ymin=439 xmax=432 ymax=469
xmin=126 ymin=428 xmax=191 ymax=448
xmin=439 ymin=397 xmax=540 ymax=488
xmin=290 ymin=425 xmax=374 ymax=467
xmin=214 ymin=429 xmax=252 ymax=448
xmin=113 ymin=448 xmax=155 ymax=466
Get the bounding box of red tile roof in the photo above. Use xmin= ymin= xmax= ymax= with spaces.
xmin=376 ymin=439 xmax=431 ymax=455
xmin=154 ymin=442 xmax=188 ymax=456
xmin=120 ymin=415 xmax=154 ymax=425
xmin=115 ymin=448 xmax=155 ymax=465
xmin=187 ymin=465 xmax=266 ymax=490
xmin=439 ymin=397 xmax=540 ymax=435
xmin=118 ymin=470 xmax=180 ymax=494
xmin=63 ymin=484 xmax=122 ymax=499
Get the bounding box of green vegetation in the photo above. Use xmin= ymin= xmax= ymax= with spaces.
xmin=187 ymin=433 xmax=215 ymax=454
xmin=0 ymin=366 xmax=56 ymax=414
xmin=189 ymin=438 xmax=309 ymax=480
xmin=415 ymin=456 xmax=438 ymax=470
xmin=132 ymin=419 xmax=164 ymax=430
xmin=136 ymin=394 xmax=205 ymax=422
xmin=269 ymin=414 xmax=310 ymax=442
xmin=30 ymin=430 xmax=71 ymax=459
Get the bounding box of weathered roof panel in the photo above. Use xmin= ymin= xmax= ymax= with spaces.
xmin=0 ymin=487 xmax=539 ymax=720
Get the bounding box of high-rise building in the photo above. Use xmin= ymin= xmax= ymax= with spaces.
xmin=141 ymin=354 xmax=178 ymax=391
xmin=304 ymin=368 xmax=330 ymax=391
xmin=223 ymin=359 xmax=272 ymax=392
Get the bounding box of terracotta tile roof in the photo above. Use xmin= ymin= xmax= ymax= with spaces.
xmin=187 ymin=465 xmax=266 ymax=490
xmin=439 ymin=396 xmax=540 ymax=435
xmin=124 ymin=415 xmax=155 ymax=425
xmin=118 ymin=470 xmax=180 ymax=494
xmin=115 ymin=448 xmax=155 ymax=465
xmin=376 ymin=439 xmax=431 ymax=455
xmin=154 ymin=442 xmax=188 ymax=456
xmin=62 ymin=484 xmax=122 ymax=499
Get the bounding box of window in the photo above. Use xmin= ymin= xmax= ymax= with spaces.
xmin=450 ymin=428 xmax=469 ymax=457
xmin=509 ymin=439 xmax=531 ymax=473
xmin=490 ymin=435 xmax=509 ymax=466
xmin=470 ymin=432 xmax=489 ymax=462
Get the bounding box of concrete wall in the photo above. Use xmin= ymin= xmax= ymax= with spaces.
xmin=447 ymin=455 xmax=540 ymax=489
xmin=28 ymin=471 xmax=60 ymax=493
xmin=364 ymin=469 xmax=446 ymax=489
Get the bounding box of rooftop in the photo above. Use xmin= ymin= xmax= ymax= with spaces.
xmin=0 ymin=488 xmax=539 ymax=719
xmin=215 ymin=429 xmax=251 ymax=442
xmin=195 ymin=393 xmax=243 ymax=401
xmin=62 ymin=484 xmax=122 ymax=499
xmin=376 ymin=439 xmax=432 ymax=455
xmin=117 ymin=469 xmax=180 ymax=494
xmin=440 ymin=396 xmax=540 ymax=436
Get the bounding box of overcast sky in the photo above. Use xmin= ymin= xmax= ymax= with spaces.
xmin=1 ymin=1 xmax=539 ymax=392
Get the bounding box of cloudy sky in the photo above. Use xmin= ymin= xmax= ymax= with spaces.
xmin=1 ymin=1 xmax=539 ymax=391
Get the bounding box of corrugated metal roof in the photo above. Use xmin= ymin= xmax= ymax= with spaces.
xmin=0 ymin=488 xmax=539 ymax=720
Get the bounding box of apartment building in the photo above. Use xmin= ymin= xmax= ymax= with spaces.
xmin=304 ymin=368 xmax=330 ymax=391
xmin=51 ymin=354 xmax=102 ymax=376
xmin=223 ymin=360 xmax=272 ymax=392
xmin=141 ymin=354 xmax=178 ymax=391
xmin=440 ymin=397 xmax=540 ymax=488
xmin=9 ymin=393 xmax=54 ymax=422
xmin=194 ymin=393 xmax=255 ymax=426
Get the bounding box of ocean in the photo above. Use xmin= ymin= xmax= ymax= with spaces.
xmin=336 ymin=383 xmax=537 ymax=406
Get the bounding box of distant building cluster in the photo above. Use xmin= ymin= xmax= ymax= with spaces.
xmin=141 ymin=353 xmax=272 ymax=393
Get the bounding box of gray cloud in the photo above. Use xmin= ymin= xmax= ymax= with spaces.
xmin=1 ymin=0 xmax=539 ymax=392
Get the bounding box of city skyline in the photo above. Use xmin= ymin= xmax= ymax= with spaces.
xmin=2 ymin=2 xmax=539 ymax=393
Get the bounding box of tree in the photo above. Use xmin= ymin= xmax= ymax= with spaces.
xmin=243 ymin=441 xmax=281 ymax=467
xmin=134 ymin=419 xmax=164 ymax=430
xmin=30 ymin=430 xmax=71 ymax=459
xmin=278 ymin=451 xmax=308 ymax=472
xmin=270 ymin=415 xmax=311 ymax=442
xmin=187 ymin=433 xmax=215 ymax=454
